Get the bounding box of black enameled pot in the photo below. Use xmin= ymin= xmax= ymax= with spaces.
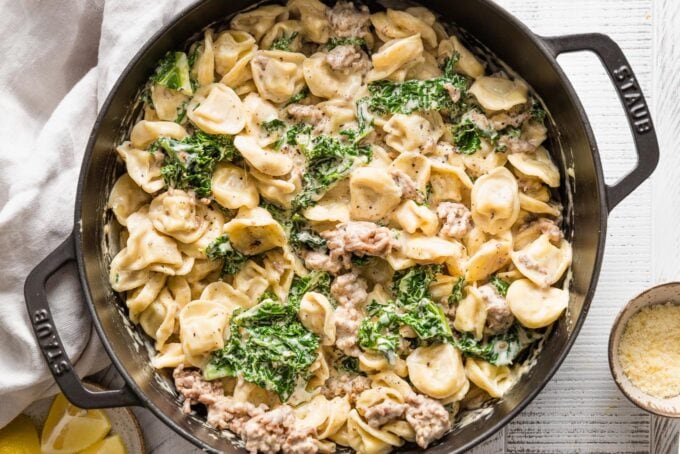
xmin=24 ymin=0 xmax=659 ymax=452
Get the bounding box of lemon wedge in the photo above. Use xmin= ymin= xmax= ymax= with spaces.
xmin=0 ymin=414 xmax=40 ymax=454
xmin=79 ymin=435 xmax=127 ymax=454
xmin=41 ymin=394 xmax=111 ymax=454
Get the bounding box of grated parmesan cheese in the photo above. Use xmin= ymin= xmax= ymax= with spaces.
xmin=618 ymin=302 xmax=680 ymax=399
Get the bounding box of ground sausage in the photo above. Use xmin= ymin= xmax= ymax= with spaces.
xmin=173 ymin=364 xmax=224 ymax=413
xmin=364 ymin=401 xmax=408 ymax=428
xmin=437 ymin=202 xmax=473 ymax=240
xmin=282 ymin=426 xmax=319 ymax=454
xmin=207 ymin=397 xmax=268 ymax=434
xmin=477 ymin=283 xmax=514 ymax=335
xmin=286 ymin=104 xmax=324 ymax=125
xmin=498 ymin=135 xmax=536 ymax=154
xmin=405 ymin=392 xmax=451 ymax=449
xmin=327 ymin=1 xmax=371 ymax=38
xmin=322 ymin=373 xmax=372 ymax=405
xmin=331 ymin=272 xmax=368 ymax=356
xmin=322 ymin=222 xmax=399 ymax=271
xmin=303 ymin=250 xmax=344 ymax=275
xmin=390 ymin=169 xmax=422 ymax=202
xmin=326 ymin=45 xmax=371 ymax=74
xmin=331 ymin=271 xmax=368 ymax=308
xmin=242 ymin=405 xmax=319 ymax=454
xmin=489 ymin=111 xmax=530 ymax=130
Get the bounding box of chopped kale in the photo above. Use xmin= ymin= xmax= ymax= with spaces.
xmin=291 ymin=229 xmax=327 ymax=250
xmin=262 ymin=118 xmax=286 ymax=134
xmin=150 ymin=131 xmax=237 ymax=197
xmin=151 ymin=51 xmax=193 ymax=95
xmin=351 ymin=255 xmax=371 ymax=266
xmin=327 ymin=37 xmax=368 ymax=52
xmin=274 ymin=123 xmax=313 ymax=150
xmin=284 ymin=88 xmax=309 ymax=107
xmin=531 ymin=104 xmax=547 ymax=122
xmin=293 ymin=134 xmax=372 ymax=211
xmin=489 ymin=275 xmax=510 ymax=297
xmin=361 ymin=57 xmax=468 ymax=116
xmin=359 ymin=265 xmax=452 ymax=359
xmin=391 ymin=264 xmax=442 ymax=306
xmin=204 ymin=300 xmax=319 ymax=401
xmin=452 ymin=324 xmax=542 ymax=366
xmin=205 ymin=235 xmax=248 ymax=276
xmin=451 ymin=118 xmax=482 ymax=154
xmin=338 ymin=355 xmax=361 ymax=373
xmin=448 ymin=276 xmax=466 ymax=305
xmin=287 ymin=271 xmax=332 ymax=309
xmin=270 ymin=31 xmax=299 ymax=51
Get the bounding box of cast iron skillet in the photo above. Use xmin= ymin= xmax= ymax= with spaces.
xmin=23 ymin=0 xmax=659 ymax=452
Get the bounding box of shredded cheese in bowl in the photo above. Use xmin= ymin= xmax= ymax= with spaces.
xmin=617 ymin=302 xmax=680 ymax=399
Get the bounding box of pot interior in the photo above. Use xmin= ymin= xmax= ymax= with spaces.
xmin=76 ymin=0 xmax=606 ymax=451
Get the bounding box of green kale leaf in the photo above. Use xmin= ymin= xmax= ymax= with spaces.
xmin=293 ymin=134 xmax=372 ymax=211
xmin=205 ymin=235 xmax=248 ymax=276
xmin=359 ymin=265 xmax=451 ymax=359
xmin=451 ymin=118 xmax=482 ymax=154
xmin=448 ymin=276 xmax=465 ymax=305
xmin=151 ymin=131 xmax=237 ymax=198
xmin=284 ymin=88 xmax=309 ymax=107
xmin=489 ymin=275 xmax=510 ymax=297
xmin=262 ymin=118 xmax=286 ymax=134
xmin=451 ymin=324 xmax=542 ymax=366
xmin=270 ymin=32 xmax=299 ymax=51
xmin=327 ymin=37 xmax=368 ymax=51
xmin=361 ymin=58 xmax=468 ymax=116
xmin=288 ymin=271 xmax=332 ymax=308
xmin=204 ymin=300 xmax=319 ymax=401
xmin=152 ymin=51 xmax=193 ymax=95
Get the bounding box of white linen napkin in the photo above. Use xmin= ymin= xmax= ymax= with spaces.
xmin=0 ymin=0 xmax=195 ymax=428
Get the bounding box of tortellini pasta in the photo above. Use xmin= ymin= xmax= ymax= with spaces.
xmin=223 ymin=206 xmax=287 ymax=255
xmin=211 ymin=163 xmax=259 ymax=209
xmin=130 ymin=120 xmax=188 ymax=149
xmin=187 ymin=84 xmax=246 ymax=135
xmin=234 ymin=135 xmax=294 ymax=176
xmin=438 ymin=35 xmax=484 ymax=79
xmin=465 ymin=358 xmax=513 ymax=398
xmin=384 ymin=113 xmax=442 ymax=154
xmin=367 ymin=35 xmax=424 ymax=82
xmin=349 ymin=167 xmax=402 ymax=221
xmin=303 ymin=52 xmax=363 ymax=100
xmin=511 ymin=233 xmax=572 ymax=287
xmin=230 ymin=5 xmax=289 ymax=41
xmin=108 ymin=174 xmax=151 ymax=226
xmin=506 ymin=279 xmax=568 ymax=328
xmin=251 ymin=50 xmax=306 ymax=103
xmin=107 ymin=2 xmax=574 ymax=451
xmin=406 ymin=343 xmax=468 ymax=400
xmin=471 ymin=167 xmax=520 ymax=234
xmin=148 ymin=189 xmax=209 ymax=243
xmin=299 ymin=292 xmax=336 ymax=345
xmin=370 ymin=9 xmax=438 ymax=48
xmin=179 ymin=300 xmax=230 ymax=361
xmin=508 ymin=147 xmax=560 ymax=188
xmin=469 ymin=76 xmax=528 ymax=112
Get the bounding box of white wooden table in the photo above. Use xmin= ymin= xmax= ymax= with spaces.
xmin=103 ymin=0 xmax=680 ymax=452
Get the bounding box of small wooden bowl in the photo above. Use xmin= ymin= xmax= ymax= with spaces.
xmin=608 ymin=282 xmax=680 ymax=418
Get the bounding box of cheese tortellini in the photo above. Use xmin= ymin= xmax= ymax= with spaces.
xmin=107 ymin=2 xmax=573 ymax=451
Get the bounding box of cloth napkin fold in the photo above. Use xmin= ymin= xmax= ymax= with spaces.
xmin=0 ymin=0 xmax=195 ymax=428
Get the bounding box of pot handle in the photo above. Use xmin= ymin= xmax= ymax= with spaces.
xmin=542 ymin=33 xmax=659 ymax=211
xmin=24 ymin=233 xmax=141 ymax=408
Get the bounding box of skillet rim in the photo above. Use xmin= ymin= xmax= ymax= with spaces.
xmin=72 ymin=0 xmax=609 ymax=451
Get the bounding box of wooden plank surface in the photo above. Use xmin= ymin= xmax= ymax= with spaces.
xmin=99 ymin=0 xmax=679 ymax=452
